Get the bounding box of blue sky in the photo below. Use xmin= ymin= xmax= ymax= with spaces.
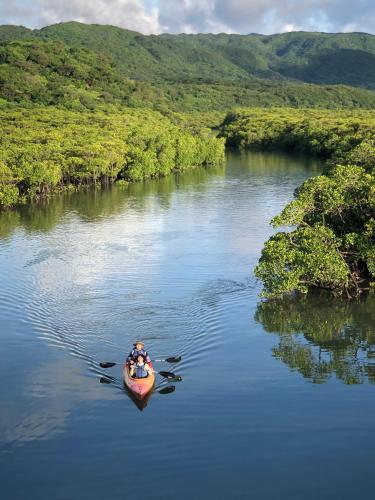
xmin=0 ymin=0 xmax=374 ymax=35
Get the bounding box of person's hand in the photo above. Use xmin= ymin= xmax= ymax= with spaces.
xmin=130 ymin=360 xmax=134 ymax=365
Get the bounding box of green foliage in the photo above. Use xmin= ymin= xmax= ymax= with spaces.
xmin=223 ymin=109 xmax=375 ymax=297
xmin=0 ymin=39 xmax=139 ymax=110
xmin=221 ymin=108 xmax=375 ymax=154
xmin=255 ymin=225 xmax=351 ymax=296
xmin=1 ymin=24 xmax=375 ymax=111
xmin=9 ymin=22 xmax=375 ymax=89
xmin=222 ymin=108 xmax=375 ymax=297
xmin=0 ymin=107 xmax=224 ymax=208
xmin=0 ymin=161 xmax=19 ymax=206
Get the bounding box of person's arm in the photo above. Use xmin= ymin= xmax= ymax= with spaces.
xmin=126 ymin=350 xmax=135 ymax=364
xmin=145 ymin=352 xmax=151 ymax=363
xmin=144 ymin=363 xmax=152 ymax=374
xmin=129 ymin=364 xmax=135 ymax=376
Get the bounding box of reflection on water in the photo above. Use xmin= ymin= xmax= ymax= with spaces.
xmin=255 ymin=293 xmax=375 ymax=384
xmin=0 ymin=164 xmax=226 ymax=241
xmin=123 ymin=385 xmax=154 ymax=412
xmin=5 ymin=150 xmax=375 ymax=500
xmin=0 ymin=151 xmax=320 ymax=241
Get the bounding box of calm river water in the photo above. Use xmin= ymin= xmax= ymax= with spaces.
xmin=1 ymin=151 xmax=374 ymax=500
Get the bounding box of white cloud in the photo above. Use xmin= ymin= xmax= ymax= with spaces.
xmin=0 ymin=0 xmax=37 ymax=26
xmin=38 ymin=0 xmax=160 ymax=33
xmin=0 ymin=0 xmax=374 ymax=34
xmin=283 ymin=24 xmax=299 ymax=33
xmin=172 ymin=0 xmax=375 ymax=34
xmin=1 ymin=0 xmax=160 ymax=33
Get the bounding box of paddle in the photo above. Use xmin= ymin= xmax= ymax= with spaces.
xmin=153 ymin=356 xmax=181 ymax=363
xmin=100 ymin=362 xmax=119 ymax=368
xmin=99 ymin=362 xmax=178 ymax=380
xmin=99 ymin=376 xmax=113 ymax=384
xmin=99 ymin=355 xmax=181 ymax=368
xmin=156 ymin=370 xmax=180 ymax=380
xmin=158 ymin=386 xmax=175 ymax=395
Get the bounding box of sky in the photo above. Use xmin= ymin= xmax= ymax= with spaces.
xmin=0 ymin=0 xmax=374 ymax=35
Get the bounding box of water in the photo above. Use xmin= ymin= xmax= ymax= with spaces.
xmin=0 ymin=150 xmax=374 ymax=500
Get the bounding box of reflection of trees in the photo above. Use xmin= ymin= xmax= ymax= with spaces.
xmin=255 ymin=293 xmax=375 ymax=384
xmin=0 ymin=164 xmax=225 ymax=240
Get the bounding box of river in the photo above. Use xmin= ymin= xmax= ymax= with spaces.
xmin=1 ymin=150 xmax=374 ymax=500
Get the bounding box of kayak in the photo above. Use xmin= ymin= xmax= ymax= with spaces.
xmin=123 ymin=362 xmax=155 ymax=399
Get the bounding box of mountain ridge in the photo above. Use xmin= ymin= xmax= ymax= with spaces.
xmin=1 ymin=22 xmax=375 ymax=111
xmin=1 ymin=22 xmax=375 ymax=89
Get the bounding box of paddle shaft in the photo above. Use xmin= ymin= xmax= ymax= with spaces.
xmin=153 ymin=356 xmax=181 ymax=363
xmin=100 ymin=355 xmax=181 ymax=369
xmin=100 ymin=362 xmax=176 ymax=379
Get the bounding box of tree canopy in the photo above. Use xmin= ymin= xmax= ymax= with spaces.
xmin=3 ymin=23 xmax=375 ymax=89
xmin=2 ymin=26 xmax=375 ymax=111
xmin=0 ymin=107 xmax=224 ymax=208
xmin=221 ymin=108 xmax=375 ymax=297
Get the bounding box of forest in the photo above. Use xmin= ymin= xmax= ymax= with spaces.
xmin=220 ymin=108 xmax=375 ymax=297
xmin=0 ymin=107 xmax=224 ymax=207
xmin=2 ymin=23 xmax=375 ymax=89
xmin=2 ymin=30 xmax=375 ymax=111
xmin=0 ymin=22 xmax=374 ymax=297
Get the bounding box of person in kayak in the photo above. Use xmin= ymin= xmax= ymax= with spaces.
xmin=127 ymin=341 xmax=151 ymax=366
xmin=129 ymin=355 xmax=152 ymax=378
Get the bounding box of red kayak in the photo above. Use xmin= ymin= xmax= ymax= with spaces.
xmin=123 ymin=362 xmax=155 ymax=399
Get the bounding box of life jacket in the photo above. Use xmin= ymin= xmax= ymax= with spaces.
xmin=134 ymin=362 xmax=148 ymax=378
xmin=130 ymin=348 xmax=149 ymax=362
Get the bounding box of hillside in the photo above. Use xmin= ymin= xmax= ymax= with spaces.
xmin=0 ymin=39 xmax=140 ymax=109
xmin=1 ymin=23 xmax=375 ymax=111
xmin=1 ymin=22 xmax=375 ymax=89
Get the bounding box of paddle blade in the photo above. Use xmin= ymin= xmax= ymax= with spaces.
xmin=165 ymin=356 xmax=181 ymax=363
xmin=100 ymin=362 xmax=117 ymax=368
xmin=158 ymin=386 xmax=176 ymax=395
xmin=158 ymin=370 xmax=176 ymax=379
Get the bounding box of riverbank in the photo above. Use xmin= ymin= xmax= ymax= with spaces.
xmin=219 ymin=108 xmax=375 ymax=298
xmin=0 ymin=107 xmax=225 ymax=208
xmin=220 ymin=108 xmax=375 ymax=159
